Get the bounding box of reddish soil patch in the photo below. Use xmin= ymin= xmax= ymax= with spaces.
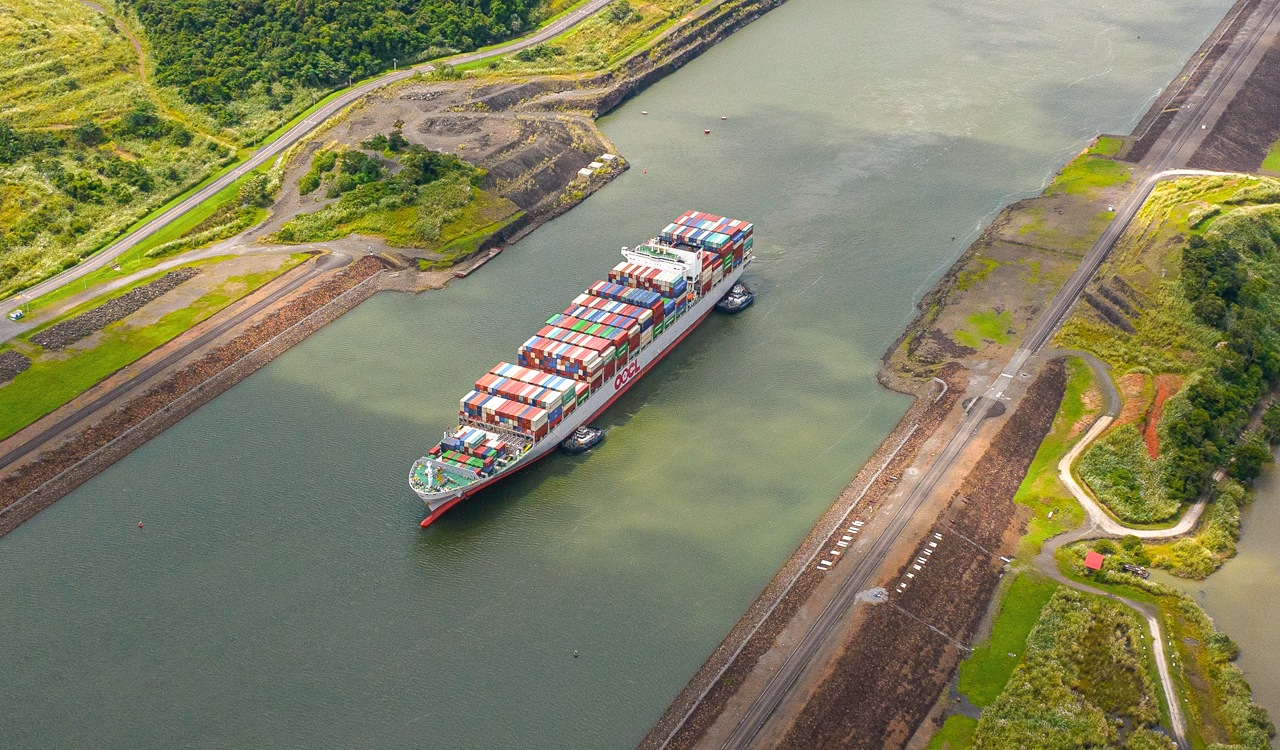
xmin=0 ymin=257 xmax=387 ymax=528
xmin=1144 ymin=375 xmax=1183 ymax=459
xmin=776 ymin=359 xmax=1068 ymax=750
xmin=1116 ymin=372 xmax=1149 ymax=427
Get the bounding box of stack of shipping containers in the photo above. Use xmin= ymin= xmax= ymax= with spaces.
xmin=451 ymin=211 xmax=750 ymax=446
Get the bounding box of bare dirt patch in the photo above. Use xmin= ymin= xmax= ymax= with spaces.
xmin=775 ymin=359 xmax=1068 ymax=750
xmin=881 ymin=177 xmax=1130 ymax=390
xmin=1145 ymin=374 xmax=1183 ymax=459
xmin=1115 ymin=371 xmax=1150 ymax=427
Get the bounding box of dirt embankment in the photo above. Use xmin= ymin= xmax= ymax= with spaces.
xmin=0 ymin=256 xmax=388 ymax=537
xmin=264 ymin=0 xmax=796 ymax=265
xmin=1126 ymin=0 xmax=1261 ymax=163
xmin=640 ymin=363 xmax=967 ymax=750
xmin=776 ymin=359 xmax=1067 ymax=750
xmin=1189 ymin=12 xmax=1280 ymax=171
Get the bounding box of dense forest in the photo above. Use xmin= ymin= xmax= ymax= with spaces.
xmin=120 ymin=0 xmax=540 ymax=110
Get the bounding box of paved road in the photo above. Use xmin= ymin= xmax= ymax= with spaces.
xmin=703 ymin=1 xmax=1280 ymax=746
xmin=0 ymin=253 xmax=349 ymax=478
xmin=1031 ymin=531 xmax=1189 ymax=748
xmin=0 ymin=0 xmax=616 ymax=343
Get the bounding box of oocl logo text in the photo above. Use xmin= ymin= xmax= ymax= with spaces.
xmin=614 ymin=361 xmax=641 ymax=389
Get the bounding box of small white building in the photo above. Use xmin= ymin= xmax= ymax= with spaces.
xmin=588 ymin=161 xmax=604 ymax=170
xmin=600 ymin=154 xmax=617 ymax=162
xmin=578 ymin=168 xmax=594 ymax=178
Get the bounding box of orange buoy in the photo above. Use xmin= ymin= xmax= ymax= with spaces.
xmin=641 ymin=111 xmax=648 ymax=115
xmin=704 ymin=129 xmax=710 ymax=134
xmin=643 ymin=168 xmax=647 ymax=173
xmin=138 ymin=522 xmax=143 ymax=528
xmin=721 ymin=116 xmax=727 ymax=120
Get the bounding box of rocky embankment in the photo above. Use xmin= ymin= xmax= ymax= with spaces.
xmin=261 ymin=0 xmax=798 ymax=265
xmin=0 ymin=256 xmax=387 ymax=537
xmin=30 ymin=268 xmax=201 ymax=350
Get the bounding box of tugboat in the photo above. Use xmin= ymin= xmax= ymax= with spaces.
xmin=561 ymin=425 xmax=604 ymax=454
xmin=715 ymin=282 xmax=754 ymax=314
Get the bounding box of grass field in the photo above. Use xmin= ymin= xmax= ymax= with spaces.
xmin=1262 ymin=135 xmax=1280 ymax=172
xmin=954 ymin=310 xmax=1013 ymax=348
xmin=0 ymin=255 xmax=302 ymax=439
xmin=957 ymin=573 xmax=1061 ymax=708
xmin=1008 ymin=356 xmax=1092 ymax=559
xmin=924 ymin=715 xmax=978 ymax=750
xmin=1049 ymin=151 xmax=1130 ymax=196
xmin=0 ymin=0 xmax=143 ymax=128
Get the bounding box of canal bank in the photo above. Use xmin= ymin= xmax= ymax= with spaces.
xmin=0 ymin=0 xmax=1240 ymax=746
xmin=1159 ymin=458 xmax=1280 ymax=748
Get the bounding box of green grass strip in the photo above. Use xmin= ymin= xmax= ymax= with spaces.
xmin=0 ymin=258 xmax=302 ymax=440
xmin=957 ymin=572 xmax=1061 ymax=707
xmin=924 ymin=715 xmax=978 ymax=750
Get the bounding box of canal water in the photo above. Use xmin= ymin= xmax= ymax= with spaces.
xmin=0 ymin=0 xmax=1236 ymax=746
xmin=1161 ymin=460 xmax=1280 ymax=748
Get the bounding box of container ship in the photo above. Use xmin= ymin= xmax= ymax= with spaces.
xmin=409 ymin=211 xmax=755 ymax=527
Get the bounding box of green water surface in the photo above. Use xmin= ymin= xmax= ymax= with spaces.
xmin=0 ymin=0 xmax=1236 ymax=746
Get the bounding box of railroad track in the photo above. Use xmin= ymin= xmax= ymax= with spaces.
xmin=694 ymin=1 xmax=1280 ymax=746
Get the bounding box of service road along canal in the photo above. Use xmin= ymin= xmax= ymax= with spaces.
xmin=0 ymin=0 xmax=1239 ymax=746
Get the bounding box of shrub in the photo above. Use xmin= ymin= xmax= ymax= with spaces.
xmin=1080 ymin=424 xmax=1179 ymax=523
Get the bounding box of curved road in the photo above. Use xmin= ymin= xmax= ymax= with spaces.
xmin=0 ymin=0 xmax=616 ymax=342
xmin=1032 ymin=534 xmax=1189 ymax=748
xmin=699 ymin=0 xmax=1280 ymax=743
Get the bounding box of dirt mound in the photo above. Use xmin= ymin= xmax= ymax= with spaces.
xmin=30 ymin=268 xmax=200 ymax=351
xmin=0 ymin=350 xmax=32 ymax=383
xmin=1145 ymin=375 xmax=1182 ymax=459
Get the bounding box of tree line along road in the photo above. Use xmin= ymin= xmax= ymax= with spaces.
xmin=0 ymin=0 xmax=618 ymax=344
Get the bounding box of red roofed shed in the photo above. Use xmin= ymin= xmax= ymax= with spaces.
xmin=1084 ymin=550 xmax=1105 ymax=571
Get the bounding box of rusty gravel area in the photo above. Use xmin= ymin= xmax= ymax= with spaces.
xmin=775 ymin=358 xmax=1067 ymax=750
xmin=0 ymin=257 xmax=386 ymax=533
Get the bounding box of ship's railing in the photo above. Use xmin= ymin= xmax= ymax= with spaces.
xmin=459 ymin=417 xmax=534 ymax=450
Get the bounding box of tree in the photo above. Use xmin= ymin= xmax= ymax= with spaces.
xmin=1230 ymin=431 xmax=1272 ymax=482
xmin=607 ymin=0 xmax=638 ymax=23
